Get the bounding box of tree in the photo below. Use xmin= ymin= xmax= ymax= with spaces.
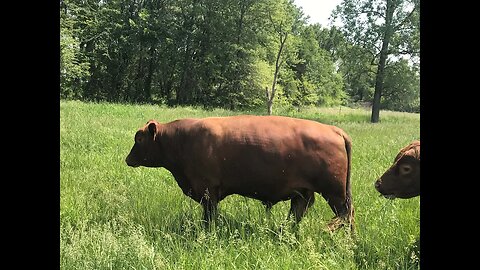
xmin=288 ymin=24 xmax=345 ymax=108
xmin=382 ymin=59 xmax=419 ymax=112
xmin=262 ymin=0 xmax=303 ymax=115
xmin=60 ymin=0 xmax=90 ymax=99
xmin=332 ymin=0 xmax=419 ymax=122
xmin=338 ymin=44 xmax=376 ymax=104
xmin=60 ymin=0 xmax=359 ymax=112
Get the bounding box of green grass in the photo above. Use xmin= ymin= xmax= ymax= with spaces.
xmin=60 ymin=100 xmax=420 ymax=269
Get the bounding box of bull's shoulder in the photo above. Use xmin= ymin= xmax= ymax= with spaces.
xmin=168 ymin=118 xmax=225 ymax=139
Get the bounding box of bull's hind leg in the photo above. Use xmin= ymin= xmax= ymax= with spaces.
xmin=200 ymin=188 xmax=219 ymax=225
xmin=263 ymin=201 xmax=274 ymax=218
xmin=263 ymin=201 xmax=273 ymax=212
xmin=201 ymin=198 xmax=218 ymax=223
xmin=288 ymin=190 xmax=315 ymax=224
xmin=322 ymin=193 xmax=353 ymax=231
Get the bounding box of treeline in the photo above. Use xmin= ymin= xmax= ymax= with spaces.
xmin=60 ymin=0 xmax=419 ymax=113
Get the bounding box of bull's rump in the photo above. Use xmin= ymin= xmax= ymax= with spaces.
xmin=170 ymin=115 xmax=349 ymax=202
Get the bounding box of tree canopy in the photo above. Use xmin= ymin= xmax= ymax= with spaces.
xmin=60 ymin=0 xmax=419 ymax=115
xmin=332 ymin=0 xmax=419 ymax=120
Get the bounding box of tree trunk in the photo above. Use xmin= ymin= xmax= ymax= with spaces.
xmin=144 ymin=45 xmax=156 ymax=102
xmin=267 ymin=101 xmax=273 ymax=115
xmin=266 ymin=33 xmax=287 ymax=115
xmin=266 ymin=87 xmax=273 ymax=115
xmin=134 ymin=52 xmax=145 ymax=102
xmin=371 ymin=0 xmax=396 ymax=123
xmin=177 ymin=4 xmax=197 ymax=105
xmin=236 ymin=1 xmax=246 ymax=45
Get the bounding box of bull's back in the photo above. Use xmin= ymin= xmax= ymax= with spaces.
xmin=194 ymin=115 xmax=344 ymax=158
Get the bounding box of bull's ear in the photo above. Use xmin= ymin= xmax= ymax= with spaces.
xmin=148 ymin=122 xmax=157 ymax=138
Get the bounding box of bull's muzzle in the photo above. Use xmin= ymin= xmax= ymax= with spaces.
xmin=125 ymin=155 xmax=139 ymax=167
xmin=374 ymin=180 xmax=381 ymax=191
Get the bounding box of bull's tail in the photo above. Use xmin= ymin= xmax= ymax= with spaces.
xmin=342 ymin=132 xmax=355 ymax=229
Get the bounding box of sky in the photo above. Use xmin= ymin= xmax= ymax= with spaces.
xmin=293 ymin=0 xmax=343 ymax=27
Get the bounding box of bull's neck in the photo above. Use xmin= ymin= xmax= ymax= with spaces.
xmin=157 ymin=126 xmax=183 ymax=173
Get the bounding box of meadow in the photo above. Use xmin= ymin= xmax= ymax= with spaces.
xmin=60 ymin=100 xmax=420 ymax=269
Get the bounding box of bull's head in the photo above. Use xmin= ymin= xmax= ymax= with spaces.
xmin=375 ymin=140 xmax=420 ymax=199
xmin=125 ymin=120 xmax=162 ymax=168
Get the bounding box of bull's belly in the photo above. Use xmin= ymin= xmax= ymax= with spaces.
xmin=232 ymin=190 xmax=292 ymax=205
xmin=213 ymin=151 xmax=324 ymax=200
xmin=220 ymin=174 xmax=315 ymax=204
xmin=229 ymin=186 xmax=288 ymax=201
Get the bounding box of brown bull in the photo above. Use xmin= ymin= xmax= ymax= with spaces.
xmin=375 ymin=140 xmax=420 ymax=199
xmin=126 ymin=115 xmax=354 ymax=229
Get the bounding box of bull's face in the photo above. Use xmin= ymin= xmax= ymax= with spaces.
xmin=375 ymin=154 xmax=420 ymax=199
xmin=125 ymin=120 xmax=162 ymax=168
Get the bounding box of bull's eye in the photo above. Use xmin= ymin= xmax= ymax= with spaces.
xmin=399 ymin=164 xmax=412 ymax=175
xmin=136 ymin=136 xmax=143 ymax=143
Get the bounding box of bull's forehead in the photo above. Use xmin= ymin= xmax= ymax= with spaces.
xmin=138 ymin=120 xmax=157 ymax=131
xmin=134 ymin=130 xmax=143 ymax=139
xmin=146 ymin=119 xmax=158 ymax=125
xmin=393 ymin=151 xmax=420 ymax=169
xmin=134 ymin=126 xmax=146 ymax=133
xmin=134 ymin=126 xmax=149 ymax=138
xmin=404 ymin=147 xmax=420 ymax=158
xmin=394 ymin=142 xmax=420 ymax=162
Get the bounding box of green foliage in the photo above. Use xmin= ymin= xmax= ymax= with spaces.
xmin=284 ymin=24 xmax=346 ymax=108
xmin=60 ymin=5 xmax=89 ymax=99
xmin=60 ymin=0 xmax=419 ymax=113
xmin=338 ymin=44 xmax=376 ymax=103
xmin=382 ymin=59 xmax=420 ymax=112
xmin=60 ymin=0 xmax=350 ymax=112
xmin=332 ymin=0 xmax=420 ymax=115
xmin=61 ymin=101 xmax=420 ymax=269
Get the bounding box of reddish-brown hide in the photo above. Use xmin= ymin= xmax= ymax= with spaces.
xmin=375 ymin=140 xmax=420 ymax=199
xmin=126 ymin=115 xmax=354 ymax=228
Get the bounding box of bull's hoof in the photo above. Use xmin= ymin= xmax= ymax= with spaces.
xmin=326 ymin=217 xmax=344 ymax=232
xmin=325 ymin=216 xmax=354 ymax=232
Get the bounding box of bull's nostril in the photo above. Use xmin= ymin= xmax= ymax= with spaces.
xmin=375 ymin=181 xmax=381 ymax=189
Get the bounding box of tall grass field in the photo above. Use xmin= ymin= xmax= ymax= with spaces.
xmin=60 ymin=100 xmax=420 ymax=269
